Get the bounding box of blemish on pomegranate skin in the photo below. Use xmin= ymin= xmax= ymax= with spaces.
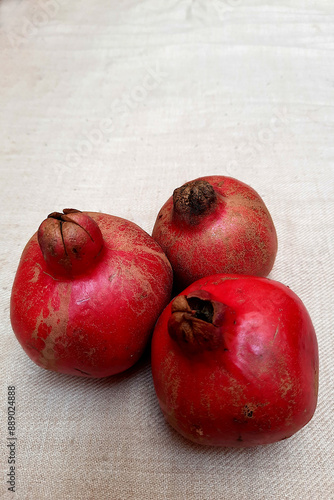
xmin=273 ymin=324 xmax=280 ymax=341
xmin=42 ymin=270 xmax=60 ymax=281
xmin=27 ymin=339 xmax=45 ymax=352
xmin=76 ymin=297 xmax=90 ymax=304
xmin=191 ymin=424 xmax=204 ymax=436
xmin=29 ymin=265 xmax=41 ymax=283
xmin=243 ymin=404 xmax=254 ymax=419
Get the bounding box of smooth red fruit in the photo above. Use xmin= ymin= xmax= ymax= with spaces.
xmin=151 ymin=274 xmax=318 ymax=447
xmin=152 ymin=176 xmax=278 ymax=290
xmin=10 ymin=210 xmax=173 ymax=378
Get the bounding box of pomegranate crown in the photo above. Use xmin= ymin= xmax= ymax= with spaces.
xmin=167 ymin=290 xmax=231 ymax=354
xmin=37 ymin=209 xmax=104 ymax=278
xmin=173 ymin=179 xmax=217 ymax=224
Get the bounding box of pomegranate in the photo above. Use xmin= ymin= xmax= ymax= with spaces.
xmin=152 ymin=176 xmax=278 ymax=290
xmin=151 ymin=274 xmax=318 ymax=447
xmin=10 ymin=209 xmax=172 ymax=378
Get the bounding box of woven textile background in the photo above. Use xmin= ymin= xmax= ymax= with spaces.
xmin=1 ymin=1 xmax=333 ymax=499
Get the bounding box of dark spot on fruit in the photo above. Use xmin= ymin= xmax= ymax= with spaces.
xmin=158 ymin=213 xmax=163 ymax=219
xmin=187 ymin=296 xmax=214 ymax=323
xmin=190 ymin=424 xmax=204 ymax=436
xmin=237 ymin=435 xmax=243 ymax=442
xmin=243 ymin=404 xmax=254 ymax=418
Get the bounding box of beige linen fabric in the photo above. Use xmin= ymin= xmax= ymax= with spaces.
xmin=1 ymin=1 xmax=333 ymax=499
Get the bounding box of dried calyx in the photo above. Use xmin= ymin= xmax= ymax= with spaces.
xmin=173 ymin=180 xmax=217 ymax=225
xmin=38 ymin=209 xmax=104 ymax=277
xmin=168 ymin=290 xmax=227 ymax=354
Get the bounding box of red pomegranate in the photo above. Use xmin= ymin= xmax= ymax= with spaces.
xmin=152 ymin=176 xmax=278 ymax=290
xmin=10 ymin=209 xmax=172 ymax=378
xmin=151 ymin=274 xmax=318 ymax=447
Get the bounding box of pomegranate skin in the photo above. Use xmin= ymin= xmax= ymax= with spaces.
xmin=152 ymin=176 xmax=278 ymax=290
xmin=151 ymin=274 xmax=319 ymax=447
xmin=10 ymin=212 xmax=173 ymax=378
